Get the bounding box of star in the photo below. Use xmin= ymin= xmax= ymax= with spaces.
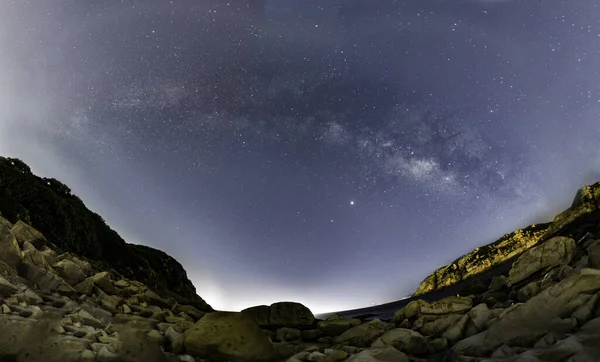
xmin=350 ymin=201 xmax=355 ymax=206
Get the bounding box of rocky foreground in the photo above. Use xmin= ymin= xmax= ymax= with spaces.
xmin=0 ymin=179 xmax=599 ymax=361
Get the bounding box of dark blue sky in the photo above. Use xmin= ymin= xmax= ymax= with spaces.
xmin=1 ymin=0 xmax=600 ymax=313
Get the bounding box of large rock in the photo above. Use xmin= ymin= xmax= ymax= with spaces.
xmin=96 ymin=288 xmax=123 ymax=313
xmin=275 ymin=327 xmax=302 ymax=342
xmin=173 ymin=304 xmax=206 ymax=322
xmin=517 ymin=280 xmax=541 ymax=302
xmin=74 ymin=278 xmax=95 ymax=295
xmin=19 ymin=253 xmax=76 ymax=296
xmin=113 ymin=314 xmax=159 ymax=331
xmin=184 ymin=312 xmax=276 ymax=362
xmin=52 ymin=259 xmax=86 ymax=286
xmin=0 ymin=220 xmax=22 ymax=269
xmin=393 ymin=299 xmax=429 ymax=323
xmin=0 ymin=216 xmax=12 ymax=229
xmin=588 ymin=240 xmax=600 ymax=269
xmin=420 ymin=296 xmax=473 ymax=315
xmin=269 ymin=302 xmax=314 ymax=328
xmin=453 ymin=268 xmax=600 ymax=357
xmin=0 ymin=275 xmax=19 ymax=296
xmin=16 ymin=335 xmax=91 ymax=362
xmin=442 ymin=313 xmax=470 ymax=344
xmin=508 ymin=236 xmax=576 ymax=285
xmin=0 ymin=314 xmax=37 ymax=357
xmin=10 ymin=220 xmax=47 ymax=249
xmin=467 ymin=303 xmax=493 ymax=332
xmin=91 ymin=272 xmax=117 ymax=294
xmin=371 ymin=328 xmax=429 ymax=355
xmin=142 ymin=289 xmax=171 ymax=308
xmin=489 ymin=275 xmax=508 ymax=291
xmin=57 ymin=253 xmax=91 ymax=276
xmin=110 ymin=326 xmax=167 ymax=362
xmin=318 ymin=314 xmax=362 ymax=336
xmin=40 ymin=248 xmax=58 ymax=266
xmin=420 ymin=314 xmax=463 ymax=336
xmin=21 ymin=248 xmax=49 ymax=269
xmin=346 ymin=346 xmax=409 ymax=362
xmin=334 ymin=318 xmax=390 ymax=347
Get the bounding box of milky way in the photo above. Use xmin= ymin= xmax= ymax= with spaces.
xmin=1 ymin=0 xmax=600 ymax=313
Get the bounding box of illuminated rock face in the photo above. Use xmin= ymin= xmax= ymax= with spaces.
xmin=413 ymin=181 xmax=600 ymax=297
xmin=413 ymin=224 xmax=550 ymax=296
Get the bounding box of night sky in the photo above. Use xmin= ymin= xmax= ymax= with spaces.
xmin=1 ymin=0 xmax=600 ymax=314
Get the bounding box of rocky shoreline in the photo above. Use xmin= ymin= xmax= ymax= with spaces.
xmin=0 ymin=174 xmax=599 ymax=361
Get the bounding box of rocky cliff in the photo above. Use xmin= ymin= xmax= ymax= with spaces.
xmin=0 ymin=156 xmax=211 ymax=311
xmin=413 ymin=181 xmax=600 ymax=296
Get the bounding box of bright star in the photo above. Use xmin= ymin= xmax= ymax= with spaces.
xmin=350 ymin=201 xmax=355 ymax=205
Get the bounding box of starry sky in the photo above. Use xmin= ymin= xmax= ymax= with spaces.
xmin=1 ymin=0 xmax=600 ymax=314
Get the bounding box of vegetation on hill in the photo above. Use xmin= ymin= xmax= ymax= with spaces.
xmin=0 ymin=156 xmax=212 ymax=311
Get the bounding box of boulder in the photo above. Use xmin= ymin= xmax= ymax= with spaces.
xmin=442 ymin=313 xmax=470 ymax=344
xmin=17 ymin=334 xmax=92 ymax=362
xmin=77 ymin=309 xmax=106 ymax=329
xmin=371 ymin=328 xmax=428 ymax=355
xmin=113 ymin=314 xmax=159 ymax=331
xmin=508 ymin=236 xmax=576 ymax=285
xmin=10 ymin=220 xmax=47 ymax=249
xmin=420 ymin=314 xmax=463 ymax=336
xmin=165 ymin=326 xmax=185 ymax=354
xmin=56 ymin=253 xmax=92 ymax=275
xmin=411 ymin=314 xmax=439 ymax=331
xmin=269 ymin=301 xmax=314 ymax=328
xmin=0 ymin=314 xmax=37 ymax=356
xmin=571 ymin=293 xmax=599 ymax=325
xmin=173 ymin=304 xmax=205 ymax=322
xmin=429 ymin=337 xmax=449 ymax=352
xmin=19 ymin=256 xmax=77 ymax=297
xmin=588 ymin=240 xmax=600 ymax=269
xmin=275 ymin=327 xmax=302 ymax=342
xmin=40 ymin=248 xmax=58 ymax=266
xmin=184 ymin=312 xmax=276 ymax=362
xmin=403 ymin=299 xmax=429 ymax=319
xmin=345 ymin=346 xmax=409 ymax=362
xmin=318 ymin=314 xmax=362 ymax=336
xmin=517 ymin=281 xmax=541 ymax=302
xmin=241 ymin=305 xmax=270 ymax=327
xmin=301 ymin=329 xmax=321 ymax=341
xmin=52 ymin=259 xmax=86 ymax=286
xmin=0 ymin=260 xmax=20 ymax=281
xmin=334 ymin=318 xmax=390 ymax=347
xmin=96 ymin=288 xmax=123 ymax=313
xmin=420 ymin=296 xmax=473 ymax=315
xmin=109 ymin=326 xmax=167 ymax=362
xmin=453 ymin=268 xmax=600 ymax=357
xmin=0 ymin=216 xmax=12 ymax=229
xmin=0 ymin=221 xmax=22 ymax=269
xmin=489 ymin=275 xmax=508 ymax=291
xmin=467 ymin=303 xmax=493 ymax=332
xmin=21 ymin=248 xmax=49 ymax=269
xmin=142 ymin=289 xmax=171 ymax=308
xmin=91 ymin=272 xmax=117 ymax=295
xmin=74 ymin=278 xmax=95 ymax=295
xmin=22 ymin=241 xmax=36 ymax=251
xmin=0 ymin=275 xmax=19 ymax=296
